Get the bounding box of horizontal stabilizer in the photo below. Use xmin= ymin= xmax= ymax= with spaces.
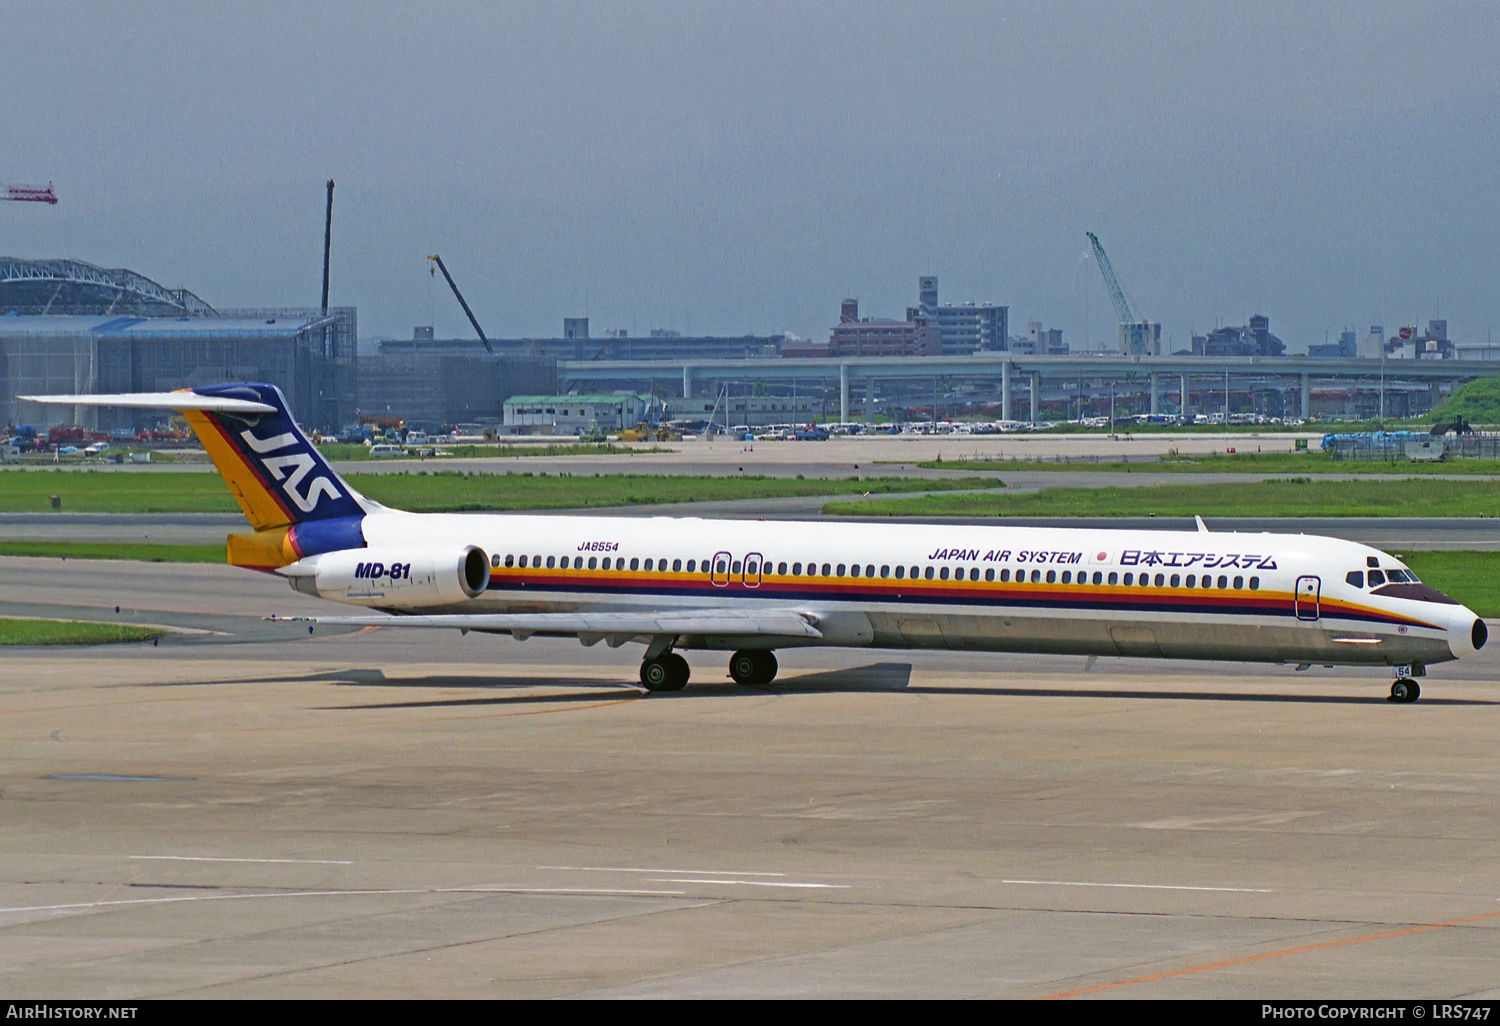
xmin=20 ymin=392 xmax=276 ymax=414
xmin=288 ymin=608 xmax=823 ymax=642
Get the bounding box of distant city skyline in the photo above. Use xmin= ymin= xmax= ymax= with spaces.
xmin=3 ymin=1 xmax=1497 ymax=351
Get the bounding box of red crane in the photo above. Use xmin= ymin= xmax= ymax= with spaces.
xmin=3 ymin=182 xmax=58 ymax=204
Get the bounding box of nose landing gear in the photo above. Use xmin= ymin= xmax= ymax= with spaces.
xmin=729 ymin=649 xmax=779 ymax=687
xmin=1389 ymin=678 xmax=1420 ymax=703
xmin=640 ymin=652 xmax=690 ymax=692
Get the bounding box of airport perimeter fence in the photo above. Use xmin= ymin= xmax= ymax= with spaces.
xmin=1323 ymin=432 xmax=1500 ymax=462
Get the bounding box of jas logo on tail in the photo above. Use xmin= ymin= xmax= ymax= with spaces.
xmin=239 ymin=429 xmax=341 ymax=512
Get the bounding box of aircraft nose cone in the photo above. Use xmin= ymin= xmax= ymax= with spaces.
xmin=1448 ymin=606 xmax=1487 ymax=658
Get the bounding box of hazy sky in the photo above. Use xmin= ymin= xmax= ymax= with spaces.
xmin=4 ymin=1 xmax=1499 ymax=350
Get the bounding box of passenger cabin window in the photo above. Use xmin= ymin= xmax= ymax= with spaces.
xmin=836 ymin=564 xmax=846 ymax=576
xmin=1155 ymin=573 xmax=1165 ymax=587
xmin=881 ymin=566 xmax=891 ymax=578
xmin=518 ymin=555 xmax=528 ymax=568
xmin=793 ymin=562 xmax=803 ymax=575
xmin=588 ymin=557 xmax=598 ymax=570
xmin=503 ymin=555 xmax=514 ymax=568
xmin=1093 ymin=571 xmax=1104 ymax=585
xmin=822 ymin=563 xmax=832 ymax=576
xmin=1061 ymin=571 xmax=1071 ymax=584
xmin=602 ymin=557 xmax=611 ymax=570
xmin=1233 ymin=576 xmax=1243 ymax=589
xmin=986 ymin=569 xmax=995 ymax=582
xmin=1108 ymin=572 xmax=1118 ymax=585
xmin=1249 ymin=577 xmax=1260 ymax=590
xmin=1000 ymin=569 xmax=1010 ymax=582
xmin=779 ymin=562 xmax=788 ymax=575
xmin=867 ymin=564 xmax=876 ymax=577
xmin=894 ymin=566 xmax=905 ymax=579
xmin=1186 ymin=574 xmax=1196 ymax=587
xmin=1367 ymin=570 xmax=1386 ymax=586
xmin=850 ymin=564 xmax=861 ymax=578
xmin=546 ymin=556 xmax=556 ymax=569
xmin=924 ymin=566 xmax=935 ymax=580
xmin=1046 ymin=570 xmax=1056 ymax=584
xmin=685 ymin=560 xmax=694 ymax=572
xmin=1123 ymin=573 xmax=1133 ymax=586
xmin=630 ymin=558 xmax=639 ymax=571
xmin=1169 ymin=574 xmax=1179 ymax=587
xmin=1217 ymin=575 xmax=1228 ymax=588
xmin=939 ymin=567 xmax=950 ymax=580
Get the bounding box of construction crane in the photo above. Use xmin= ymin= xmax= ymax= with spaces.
xmin=425 ymin=254 xmax=494 ymax=354
xmin=1086 ymin=230 xmax=1155 ymax=356
xmin=1086 ymin=231 xmax=1136 ymax=324
xmin=3 ymin=182 xmax=58 ymax=204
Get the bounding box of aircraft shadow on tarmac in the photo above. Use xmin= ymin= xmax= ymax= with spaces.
xmin=131 ymin=664 xmax=1500 ymax=708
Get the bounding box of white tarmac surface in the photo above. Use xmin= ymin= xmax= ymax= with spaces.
xmin=1 ymin=558 xmax=1498 ymax=998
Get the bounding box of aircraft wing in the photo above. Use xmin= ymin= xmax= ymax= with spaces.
xmin=289 ymin=608 xmax=823 ymax=646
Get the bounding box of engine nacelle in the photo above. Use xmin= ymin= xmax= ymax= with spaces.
xmin=282 ymin=546 xmax=490 ymax=608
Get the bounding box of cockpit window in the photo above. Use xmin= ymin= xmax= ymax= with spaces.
xmin=1366 ymin=570 xmax=1386 ymax=586
xmin=1386 ymin=569 xmax=1414 ymax=583
xmin=1346 ymin=571 xmax=1363 ymax=588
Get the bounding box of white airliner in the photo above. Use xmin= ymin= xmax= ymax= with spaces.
xmin=23 ymin=384 xmax=1487 ymax=702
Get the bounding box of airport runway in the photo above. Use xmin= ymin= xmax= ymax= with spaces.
xmin=1 ymin=558 xmax=1498 ymax=998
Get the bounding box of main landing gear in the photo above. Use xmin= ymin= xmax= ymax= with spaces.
xmin=638 ymin=649 xmax=780 ymax=692
xmin=729 ymin=649 xmax=778 ymax=687
xmin=640 ymin=652 xmax=690 ymax=692
xmin=1388 ymin=678 xmax=1421 ymax=703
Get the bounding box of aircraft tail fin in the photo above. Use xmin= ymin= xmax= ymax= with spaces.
xmin=21 ymin=383 xmax=376 ymax=570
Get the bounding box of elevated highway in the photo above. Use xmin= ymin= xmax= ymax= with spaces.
xmin=560 ymin=353 xmax=1500 ymax=423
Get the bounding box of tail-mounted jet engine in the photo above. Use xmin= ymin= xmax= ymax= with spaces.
xmin=281 ymin=546 xmax=490 ymax=608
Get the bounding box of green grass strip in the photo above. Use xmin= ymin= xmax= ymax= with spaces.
xmin=1399 ymin=552 xmax=1500 ymax=618
xmin=0 ymin=469 xmax=996 ymax=514
xmin=0 ymin=617 xmax=165 ymax=646
xmin=917 ymin=453 xmax=1500 ymax=475
xmin=348 ymin=472 xmax=996 ymax=512
xmin=826 ymin=477 xmax=1500 ymax=519
xmin=0 ymin=542 xmax=223 ymax=563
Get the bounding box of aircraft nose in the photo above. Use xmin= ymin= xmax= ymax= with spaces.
xmin=1448 ymin=606 xmax=1487 ymax=658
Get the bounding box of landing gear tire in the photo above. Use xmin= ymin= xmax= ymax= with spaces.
xmin=641 ymin=653 xmax=690 ymax=692
xmin=1389 ymin=678 xmax=1420 ymax=703
xmin=729 ymin=649 xmax=778 ymax=686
